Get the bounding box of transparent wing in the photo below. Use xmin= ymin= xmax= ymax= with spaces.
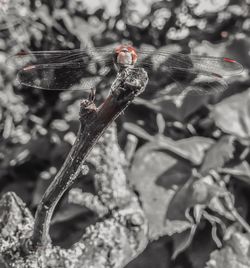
xmin=16 ymin=66 xmax=105 ymax=91
xmin=7 ymin=48 xmax=114 ymax=90
xmin=137 ymin=49 xmax=243 ymax=96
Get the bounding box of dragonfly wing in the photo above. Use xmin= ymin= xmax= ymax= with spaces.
xmin=189 ymin=55 xmax=243 ymax=76
xmin=7 ymin=49 xmax=113 ymax=69
xmin=146 ymin=68 xmax=228 ymax=97
xmin=137 ymin=49 xmax=243 ymax=96
xmin=16 ymin=65 xmax=106 ymax=91
xmin=165 ymin=73 xmax=228 ymax=96
xmin=8 ymin=48 xmax=114 ymax=90
xmin=137 ymin=49 xmax=243 ymax=75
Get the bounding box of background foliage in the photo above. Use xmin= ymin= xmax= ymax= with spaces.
xmin=1 ymin=0 xmax=250 ymax=267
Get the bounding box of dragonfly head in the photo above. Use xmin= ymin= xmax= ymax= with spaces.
xmin=113 ymin=45 xmax=137 ymax=71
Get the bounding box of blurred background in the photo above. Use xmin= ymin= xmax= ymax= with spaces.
xmin=1 ymin=0 xmax=250 ymax=267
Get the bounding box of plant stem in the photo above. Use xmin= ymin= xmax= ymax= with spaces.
xmin=31 ymin=68 xmax=148 ymax=248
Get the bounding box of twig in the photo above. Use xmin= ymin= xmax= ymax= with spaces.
xmin=32 ymin=68 xmax=148 ymax=248
xmin=212 ymin=171 xmax=250 ymax=234
xmin=224 ymin=193 xmax=250 ymax=234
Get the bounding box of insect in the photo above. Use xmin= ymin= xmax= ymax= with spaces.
xmin=8 ymin=44 xmax=243 ymax=96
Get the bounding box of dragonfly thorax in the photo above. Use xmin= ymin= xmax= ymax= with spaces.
xmin=113 ymin=45 xmax=137 ymax=71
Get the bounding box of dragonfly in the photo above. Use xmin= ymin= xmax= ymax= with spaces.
xmin=7 ymin=44 xmax=243 ymax=97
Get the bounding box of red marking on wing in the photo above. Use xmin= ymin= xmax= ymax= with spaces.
xmin=223 ymin=57 xmax=236 ymax=63
xmin=23 ymin=65 xmax=36 ymax=71
xmin=16 ymin=50 xmax=28 ymax=56
xmin=212 ymin=72 xmax=223 ymax=78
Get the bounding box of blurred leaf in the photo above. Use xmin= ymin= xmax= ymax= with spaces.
xmin=72 ymin=17 xmax=105 ymax=44
xmin=172 ymin=225 xmax=197 ymax=260
xmin=208 ymin=197 xmax=234 ymax=221
xmin=126 ymin=238 xmax=171 ymax=268
xmin=220 ymin=161 xmax=250 ymax=184
xmin=212 ymin=89 xmax=250 ymax=141
xmin=166 ymin=176 xmax=227 ymax=257
xmin=54 ymin=9 xmax=74 ymax=32
xmin=1 ymin=181 xmax=31 ymax=205
xmin=129 ymin=141 xmax=192 ymax=240
xmin=150 ymin=92 xmax=210 ymax=122
xmin=0 ymin=261 xmax=6 ymax=268
xmin=167 ymin=177 xmax=226 ymax=221
xmin=124 ymin=122 xmax=214 ymax=165
xmin=32 ymin=179 xmax=50 ymax=208
xmin=52 ymin=203 xmax=89 ymax=224
xmin=32 ymin=168 xmax=57 ymax=207
xmin=206 ymin=232 xmax=250 ymax=268
xmin=36 ymin=4 xmax=54 ymax=28
xmin=186 ymin=0 xmax=229 ymax=16
xmin=0 ymin=143 xmax=30 ymax=168
xmin=123 ymin=122 xmax=155 ymax=141
xmin=187 ymin=224 xmax=217 ymax=268
xmin=199 ymin=135 xmax=235 ymax=175
xmin=165 ymin=136 xmax=214 ymax=165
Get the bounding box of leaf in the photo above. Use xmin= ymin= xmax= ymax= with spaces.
xmin=129 ymin=141 xmax=192 ymax=240
xmin=32 ymin=169 xmax=55 ymax=207
xmin=124 ymin=122 xmax=214 ymax=165
xmin=51 ymin=203 xmax=90 ymax=224
xmin=150 ymin=92 xmax=210 ymax=122
xmin=167 ymin=177 xmax=226 ymax=221
xmin=72 ymin=17 xmax=105 ymax=44
xmin=199 ymin=135 xmax=235 ymax=175
xmin=123 ymin=122 xmax=155 ymax=141
xmin=127 ymin=237 xmax=171 ymax=268
xmin=208 ymin=198 xmax=234 ymax=221
xmin=220 ymin=161 xmax=250 ymax=185
xmin=166 ymin=176 xmax=227 ymax=258
xmin=187 ymin=224 xmax=217 ymax=268
xmin=0 ymin=192 xmax=34 ymax=253
xmin=212 ymin=89 xmax=250 ymax=141
xmin=172 ymin=225 xmax=197 ymax=259
xmin=187 ymin=0 xmax=229 ymax=16
xmin=206 ymin=232 xmax=250 ymax=268
xmin=165 ymin=136 xmax=214 ymax=165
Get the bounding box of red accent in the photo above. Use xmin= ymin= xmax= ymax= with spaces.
xmin=130 ymin=48 xmax=137 ymax=64
xmin=224 ymin=57 xmax=236 ymax=63
xmin=212 ymin=72 xmax=223 ymax=78
xmin=16 ymin=50 xmax=28 ymax=56
xmin=115 ymin=45 xmax=123 ymax=54
xmin=23 ymin=65 xmax=36 ymax=71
